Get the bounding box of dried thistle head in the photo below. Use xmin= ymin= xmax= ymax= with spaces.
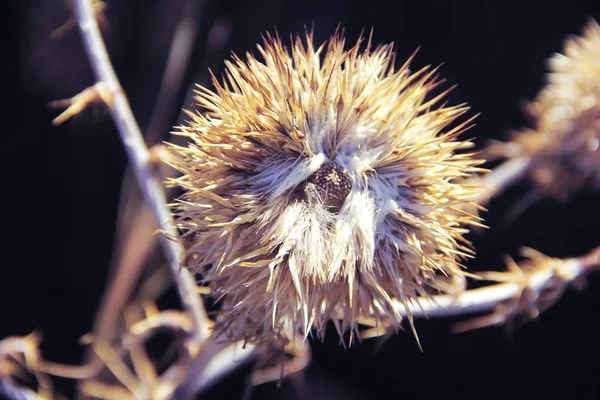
xmin=167 ymin=30 xmax=482 ymax=346
xmin=490 ymin=19 xmax=600 ymax=200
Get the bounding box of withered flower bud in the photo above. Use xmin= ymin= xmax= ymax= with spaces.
xmin=166 ymin=30 xmax=482 ymax=345
xmin=492 ymin=19 xmax=600 ymax=200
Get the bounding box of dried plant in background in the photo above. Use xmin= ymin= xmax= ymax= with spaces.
xmin=0 ymin=334 xmax=54 ymax=400
xmin=484 ymin=19 xmax=600 ymax=206
xmin=1 ymin=2 xmax=599 ymax=400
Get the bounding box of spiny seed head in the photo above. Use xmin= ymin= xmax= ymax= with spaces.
xmin=491 ymin=19 xmax=600 ymax=200
xmin=166 ymin=29 xmax=483 ymax=346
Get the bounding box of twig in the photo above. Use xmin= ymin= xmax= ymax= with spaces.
xmin=361 ymin=245 xmax=600 ymax=337
xmin=52 ymin=0 xmax=107 ymax=39
xmin=87 ymin=0 xmax=210 ymax=351
xmin=145 ymin=0 xmax=207 ymax=147
xmin=84 ymin=0 xmax=211 ymax=360
xmin=174 ymin=340 xmax=257 ymax=398
xmin=471 ymin=155 xmax=532 ymax=206
xmin=71 ymin=0 xmax=209 ymax=339
xmin=0 ymin=334 xmax=54 ymax=400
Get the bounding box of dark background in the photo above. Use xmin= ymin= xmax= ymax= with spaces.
xmin=2 ymin=0 xmax=600 ymax=399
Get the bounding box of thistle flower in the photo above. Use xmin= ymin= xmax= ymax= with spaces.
xmin=490 ymin=19 xmax=600 ymax=200
xmin=167 ymin=30 xmax=482 ymax=346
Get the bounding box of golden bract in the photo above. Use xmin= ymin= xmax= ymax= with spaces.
xmin=166 ymin=30 xmax=482 ymax=346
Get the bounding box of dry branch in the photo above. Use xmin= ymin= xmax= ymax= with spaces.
xmin=70 ymin=0 xmax=209 ymax=339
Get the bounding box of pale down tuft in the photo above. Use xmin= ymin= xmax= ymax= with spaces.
xmin=166 ymin=30 xmax=483 ymax=346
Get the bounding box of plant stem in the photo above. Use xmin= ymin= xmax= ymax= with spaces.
xmin=72 ymin=0 xmax=209 ymax=339
xmin=475 ymin=155 xmax=531 ymax=205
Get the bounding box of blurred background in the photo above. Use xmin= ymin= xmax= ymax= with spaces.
xmin=2 ymin=0 xmax=600 ymax=399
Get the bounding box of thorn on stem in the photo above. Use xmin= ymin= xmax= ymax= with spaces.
xmin=50 ymin=82 xmax=114 ymax=125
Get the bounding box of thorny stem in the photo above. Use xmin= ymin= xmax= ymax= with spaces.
xmin=401 ymin=257 xmax=586 ymax=317
xmin=66 ymin=2 xmax=257 ymax=398
xmin=376 ymin=245 xmax=599 ymax=335
xmin=71 ymin=0 xmax=209 ymax=339
xmin=176 ymin=341 xmax=257 ymax=398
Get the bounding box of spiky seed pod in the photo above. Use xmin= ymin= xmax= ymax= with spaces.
xmin=491 ymin=19 xmax=600 ymax=200
xmin=167 ymin=30 xmax=482 ymax=346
